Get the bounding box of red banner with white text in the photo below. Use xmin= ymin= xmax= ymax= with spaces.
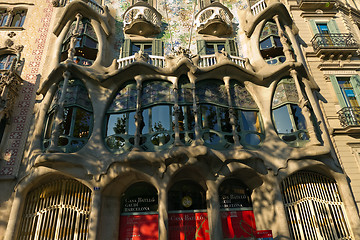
xmin=119 ymin=214 xmax=158 ymax=240
xmin=168 ymin=211 xmax=210 ymax=240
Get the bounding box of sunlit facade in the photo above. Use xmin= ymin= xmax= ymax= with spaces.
xmin=1 ymin=0 xmax=360 ymax=239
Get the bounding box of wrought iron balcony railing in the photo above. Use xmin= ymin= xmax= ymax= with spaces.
xmin=311 ymin=33 xmax=358 ymax=51
xmin=338 ymin=107 xmax=360 ymax=127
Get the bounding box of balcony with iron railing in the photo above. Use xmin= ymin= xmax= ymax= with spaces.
xmin=296 ymin=0 xmax=336 ymax=10
xmin=56 ymin=0 xmax=104 ymax=14
xmin=195 ymin=2 xmax=233 ymax=36
xmin=123 ymin=1 xmax=162 ymax=36
xmin=116 ymin=53 xmax=248 ymax=70
xmin=311 ymin=33 xmax=358 ymax=59
xmin=338 ymin=107 xmax=360 ymax=128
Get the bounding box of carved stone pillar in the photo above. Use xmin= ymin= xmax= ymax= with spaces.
xmin=223 ymin=76 xmax=240 ymax=147
xmin=5 ymin=8 xmax=13 ymax=26
xmin=134 ymin=77 xmax=143 ymax=149
xmin=191 ymin=82 xmax=201 ymax=143
xmin=67 ymin=13 xmax=83 ymax=62
xmin=172 ymin=77 xmax=182 ymax=146
xmin=206 ymin=179 xmax=223 ymax=239
xmin=273 ymin=15 xmax=294 ymax=62
xmin=290 ymin=70 xmax=321 ymax=146
xmin=47 ymin=71 xmax=71 ymax=152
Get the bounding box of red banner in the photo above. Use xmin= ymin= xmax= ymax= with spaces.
xmin=119 ymin=214 xmax=158 ymax=240
xmin=168 ymin=212 xmax=210 ymax=240
xmin=255 ymin=230 xmax=273 ymax=239
xmin=221 ymin=210 xmax=257 ymax=238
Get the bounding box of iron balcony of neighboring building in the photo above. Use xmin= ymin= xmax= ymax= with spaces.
xmin=338 ymin=107 xmax=360 ymax=129
xmin=311 ymin=33 xmax=358 ymax=59
xmin=297 ymin=0 xmax=336 ymax=10
xmin=195 ymin=2 xmax=233 ymax=36
xmin=123 ymin=1 xmax=162 ymax=37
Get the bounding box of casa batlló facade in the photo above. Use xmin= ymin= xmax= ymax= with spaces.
xmin=1 ymin=0 xmax=360 ymax=239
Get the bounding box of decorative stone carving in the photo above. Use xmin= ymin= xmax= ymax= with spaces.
xmin=7 ymin=32 xmax=16 ymax=38
xmin=52 ymin=0 xmax=60 ymax=7
xmin=165 ymin=47 xmax=198 ymax=67
xmin=134 ymin=50 xmax=149 ymax=63
xmin=4 ymin=39 xmax=14 ymax=48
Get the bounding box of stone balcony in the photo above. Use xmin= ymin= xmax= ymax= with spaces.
xmin=194 ymin=2 xmax=233 ymax=36
xmin=123 ymin=1 xmax=162 ymax=37
xmin=296 ymin=0 xmax=336 ymax=10
xmin=311 ymin=33 xmax=358 ymax=59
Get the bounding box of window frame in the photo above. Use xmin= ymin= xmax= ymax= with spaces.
xmin=0 ymin=8 xmax=26 ymax=28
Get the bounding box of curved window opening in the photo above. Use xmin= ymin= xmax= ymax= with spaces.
xmin=141 ymin=80 xmax=174 ymax=150
xmin=61 ymin=18 xmax=98 ymax=66
xmin=259 ymin=20 xmax=289 ymax=65
xmin=0 ymin=10 xmax=8 ymax=26
xmin=196 ymin=80 xmax=232 ymax=147
xmin=105 ymin=81 xmax=137 ymax=152
xmin=17 ymin=178 xmax=92 ymax=240
xmin=272 ymin=77 xmax=308 ymax=146
xmin=120 ymin=182 xmax=158 ymax=239
xmin=168 ymin=180 xmax=209 ymax=239
xmin=0 ymin=54 xmax=16 ymax=70
xmin=178 ymin=75 xmax=195 ymax=145
xmin=43 ymin=79 xmax=93 ymax=153
xmin=230 ymin=80 xmax=263 ymax=147
xmin=281 ymin=171 xmax=352 ymax=240
xmin=219 ymin=179 xmax=256 ymax=238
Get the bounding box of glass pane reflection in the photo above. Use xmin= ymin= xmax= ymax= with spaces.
xmin=151 ymin=105 xmax=170 ymax=132
xmin=291 ymin=105 xmax=306 ymax=130
xmin=241 ymin=111 xmax=260 ymax=132
xmin=201 ymin=104 xmax=219 ymax=131
xmin=273 ymin=105 xmax=293 ymax=134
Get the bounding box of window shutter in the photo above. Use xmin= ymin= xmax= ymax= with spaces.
xmin=350 ymin=75 xmax=360 ymax=105
xmin=225 ymin=39 xmax=238 ymax=56
xmin=152 ymin=39 xmax=163 ymax=56
xmin=309 ymin=20 xmax=319 ymax=34
xmin=197 ymin=40 xmax=206 ymax=55
xmin=329 ymin=75 xmax=347 ymax=108
xmin=328 ymin=19 xmax=340 ymax=33
xmin=122 ymin=39 xmax=131 ymax=57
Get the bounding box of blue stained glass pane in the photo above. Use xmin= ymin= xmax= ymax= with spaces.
xmin=273 ymin=105 xmax=293 ymax=134
xmin=345 ymin=89 xmax=355 ymax=97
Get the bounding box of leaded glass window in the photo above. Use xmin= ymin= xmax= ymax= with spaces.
xmin=43 ymin=79 xmax=93 ymax=153
xmin=61 ymin=18 xmax=98 ymax=66
xmin=105 ymin=81 xmax=137 ymax=152
xmin=230 ymin=80 xmax=262 ymax=146
xmin=0 ymin=54 xmax=16 ymax=70
xmin=272 ymin=77 xmax=308 ymax=146
xmin=259 ymin=21 xmax=286 ymax=65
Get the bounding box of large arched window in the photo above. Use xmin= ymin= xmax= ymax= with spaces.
xmin=281 ymin=171 xmax=352 ymax=240
xmin=272 ymin=77 xmax=308 ymax=147
xmin=141 ymin=80 xmax=174 ymax=150
xmin=0 ymin=54 xmax=16 ymax=70
xmin=43 ymin=79 xmax=93 ymax=153
xmin=105 ymin=81 xmax=137 ymax=152
xmin=168 ymin=180 xmax=209 ymax=239
xmin=219 ymin=179 xmax=256 ymax=239
xmin=61 ymin=18 xmax=98 ymax=66
xmin=17 ymin=178 xmax=92 ymax=240
xmin=120 ymin=182 xmax=158 ymax=239
xmin=230 ymin=80 xmax=263 ymax=146
xmin=196 ymin=80 xmax=232 ymax=147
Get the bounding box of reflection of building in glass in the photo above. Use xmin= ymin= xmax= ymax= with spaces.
xmin=1 ymin=0 xmax=360 ymax=240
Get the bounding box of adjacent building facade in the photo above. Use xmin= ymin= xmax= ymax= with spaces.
xmin=1 ymin=0 xmax=360 ymax=239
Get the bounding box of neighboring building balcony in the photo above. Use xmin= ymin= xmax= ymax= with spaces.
xmin=116 ymin=53 xmax=248 ymax=70
xmin=311 ymin=33 xmax=358 ymax=59
xmin=55 ymin=0 xmax=104 ymax=14
xmin=338 ymin=107 xmax=360 ymax=128
xmin=123 ymin=2 xmax=162 ymax=36
xmin=194 ymin=2 xmax=233 ymax=36
xmin=251 ymin=0 xmax=267 ymax=16
xmin=297 ymin=0 xmax=336 ymax=10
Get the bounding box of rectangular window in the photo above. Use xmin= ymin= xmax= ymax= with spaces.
xmin=205 ymin=42 xmax=225 ymax=55
xmin=337 ymin=77 xmax=360 ymax=108
xmin=131 ymin=42 xmax=153 ymax=55
xmin=197 ymin=39 xmax=238 ymax=56
xmin=316 ymin=23 xmax=329 ymax=34
xmin=122 ymin=39 xmax=163 ymax=57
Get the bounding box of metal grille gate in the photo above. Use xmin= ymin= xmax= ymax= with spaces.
xmin=17 ymin=179 xmax=92 ymax=240
xmin=281 ymin=171 xmax=352 ymax=240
